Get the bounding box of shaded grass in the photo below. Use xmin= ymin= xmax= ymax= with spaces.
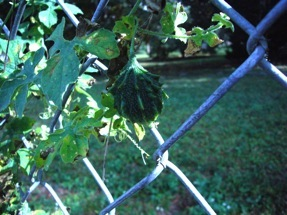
xmin=28 ymin=70 xmax=287 ymax=214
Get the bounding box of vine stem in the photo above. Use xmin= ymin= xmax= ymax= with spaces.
xmin=139 ymin=23 xmax=226 ymax=41
xmin=138 ymin=27 xmax=191 ymax=40
xmin=128 ymin=0 xmax=142 ymax=16
xmin=206 ymin=23 xmax=224 ymax=32
xmin=129 ymin=18 xmax=139 ymax=57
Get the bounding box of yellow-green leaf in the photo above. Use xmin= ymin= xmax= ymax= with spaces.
xmin=134 ymin=123 xmax=145 ymax=141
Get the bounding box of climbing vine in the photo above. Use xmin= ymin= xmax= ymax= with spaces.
xmin=0 ymin=0 xmax=233 ymax=213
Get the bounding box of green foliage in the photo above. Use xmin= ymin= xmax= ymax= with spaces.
xmin=212 ymin=12 xmax=234 ymax=32
xmin=133 ymin=123 xmax=145 ymax=141
xmin=75 ymin=29 xmax=120 ymax=59
xmin=40 ymin=18 xmax=119 ymax=108
xmin=0 ymin=0 xmax=236 ymax=214
xmin=17 ymin=148 xmax=33 ymax=175
xmin=38 ymin=2 xmax=58 ymax=28
xmin=34 ymin=107 xmax=100 ymax=169
xmin=136 ymin=3 xmax=234 ymax=56
xmin=101 ymin=92 xmax=117 ymax=118
xmin=113 ymin=15 xmax=137 ymax=40
xmin=39 ymin=18 xmax=80 ymax=108
xmin=190 ymin=13 xmax=234 ymax=47
xmin=5 ymin=116 xmax=36 ymax=135
xmin=0 ymin=38 xmax=33 ymax=76
xmin=0 ymin=48 xmax=45 ymax=116
xmin=160 ymin=2 xmax=188 ymax=42
xmin=0 ymin=116 xmax=35 ymax=213
xmin=0 ymin=1 xmax=89 ymax=213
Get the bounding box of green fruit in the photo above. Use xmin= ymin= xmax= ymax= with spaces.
xmin=109 ymin=56 xmax=166 ymax=125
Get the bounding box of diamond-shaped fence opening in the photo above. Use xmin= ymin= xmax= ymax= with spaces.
xmin=3 ymin=0 xmax=287 ymax=214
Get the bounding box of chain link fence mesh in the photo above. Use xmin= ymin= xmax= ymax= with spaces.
xmin=10 ymin=0 xmax=287 ymax=214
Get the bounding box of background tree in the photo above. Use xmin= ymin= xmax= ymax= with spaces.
xmin=226 ymin=0 xmax=287 ymax=63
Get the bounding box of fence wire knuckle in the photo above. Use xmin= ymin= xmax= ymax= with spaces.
xmin=12 ymin=0 xmax=287 ymax=214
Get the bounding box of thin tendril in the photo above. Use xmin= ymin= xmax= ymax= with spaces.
xmin=129 ymin=18 xmax=139 ymax=57
xmin=102 ymin=117 xmax=113 ymax=181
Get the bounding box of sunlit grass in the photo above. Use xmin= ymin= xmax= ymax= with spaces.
xmin=28 ymin=70 xmax=287 ymax=214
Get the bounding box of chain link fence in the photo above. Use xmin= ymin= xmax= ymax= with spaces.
xmin=4 ymin=0 xmax=287 ymax=214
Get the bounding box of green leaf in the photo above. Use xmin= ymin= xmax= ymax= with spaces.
xmin=38 ymin=4 xmax=58 ymax=28
xmin=175 ymin=27 xmax=187 ymax=43
xmin=113 ymin=117 xmax=124 ymax=129
xmin=101 ymin=92 xmax=117 ymax=118
xmin=17 ymin=148 xmax=33 ymax=175
xmin=33 ymin=47 xmax=46 ymax=65
xmin=60 ymin=3 xmax=83 ymax=15
xmin=160 ymin=3 xmax=174 ymax=34
xmin=39 ymin=18 xmax=118 ymax=107
xmin=40 ymin=52 xmax=79 ymax=108
xmin=75 ymin=28 xmax=119 ymax=60
xmin=34 ymin=107 xmax=101 ymax=168
xmin=0 ymin=39 xmax=25 ymax=69
xmin=6 ymin=116 xmax=35 ymax=134
xmin=69 ymin=106 xmax=90 ymax=121
xmin=60 ymin=134 xmax=78 ymax=163
xmin=191 ymin=27 xmax=204 ymax=46
xmin=203 ymin=31 xmax=223 ymax=47
xmin=104 ymin=108 xmax=117 ymax=118
xmin=101 ymin=92 xmax=114 ymax=108
xmin=94 ymin=109 xmax=104 ymax=120
xmin=212 ymin=13 xmax=234 ymax=32
xmin=174 ymin=3 xmax=188 ymax=29
xmin=70 ymin=107 xmax=102 ymax=132
xmin=113 ymin=15 xmax=136 ymax=40
xmin=60 ymin=133 xmax=88 ymax=163
xmin=0 ymin=74 xmax=27 ymax=112
xmin=15 ymin=85 xmax=28 ymax=118
xmin=34 ymin=129 xmax=63 ymax=170
xmin=0 ymin=48 xmax=44 ymax=114
xmin=46 ymin=18 xmax=66 ymax=56
xmin=113 ymin=117 xmax=130 ymax=133
xmin=0 ymin=158 xmax=15 ymax=174
xmin=160 ymin=2 xmax=188 ymax=42
xmin=40 ymin=18 xmax=79 ymax=108
xmin=134 ymin=123 xmax=145 ymax=141
xmin=76 ymin=117 xmax=102 ymax=131
xmin=191 ymin=26 xmax=223 ymax=48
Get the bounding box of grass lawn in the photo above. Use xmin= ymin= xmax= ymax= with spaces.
xmin=27 ymin=67 xmax=287 ymax=214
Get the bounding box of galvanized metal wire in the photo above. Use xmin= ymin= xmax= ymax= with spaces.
xmin=8 ymin=0 xmax=287 ymax=214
